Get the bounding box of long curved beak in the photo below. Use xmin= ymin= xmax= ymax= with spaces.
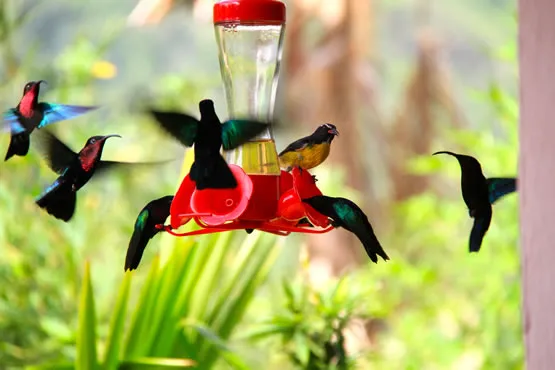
xmin=101 ymin=134 xmax=122 ymax=141
xmin=328 ymin=128 xmax=339 ymax=136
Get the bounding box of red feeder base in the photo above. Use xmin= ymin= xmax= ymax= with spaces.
xmin=167 ymin=165 xmax=332 ymax=237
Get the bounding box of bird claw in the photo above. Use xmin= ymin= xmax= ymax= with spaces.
xmin=312 ymin=175 xmax=318 ymax=183
xmin=155 ymin=223 xmax=170 ymax=231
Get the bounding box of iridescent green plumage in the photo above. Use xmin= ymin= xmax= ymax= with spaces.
xmin=303 ymin=195 xmax=389 ymax=263
xmin=125 ymin=195 xmax=173 ymax=271
xmin=147 ymin=99 xmax=271 ymax=190
xmin=487 ymin=177 xmax=517 ymax=205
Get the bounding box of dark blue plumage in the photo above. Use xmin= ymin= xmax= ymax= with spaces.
xmin=34 ymin=130 xmax=170 ymax=222
xmin=433 ymin=151 xmax=517 ymax=252
xmin=3 ymin=80 xmax=97 ymax=161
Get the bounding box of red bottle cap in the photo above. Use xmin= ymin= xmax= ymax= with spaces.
xmin=214 ymin=0 xmax=286 ymax=25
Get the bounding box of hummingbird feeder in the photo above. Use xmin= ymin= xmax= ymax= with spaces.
xmin=163 ymin=0 xmax=333 ymax=237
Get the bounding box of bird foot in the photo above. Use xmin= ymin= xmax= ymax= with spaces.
xmin=155 ymin=223 xmax=171 ymax=231
xmin=312 ymin=175 xmax=318 ymax=183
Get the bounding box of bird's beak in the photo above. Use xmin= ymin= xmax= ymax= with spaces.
xmin=328 ymin=128 xmax=339 ymax=136
xmin=37 ymin=80 xmax=47 ymax=86
xmin=101 ymin=134 xmax=122 ymax=141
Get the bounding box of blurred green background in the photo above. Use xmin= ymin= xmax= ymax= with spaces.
xmin=0 ymin=0 xmax=520 ymax=369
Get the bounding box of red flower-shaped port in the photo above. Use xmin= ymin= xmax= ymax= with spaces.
xmin=170 ymin=164 xmax=254 ymax=228
xmin=277 ymin=168 xmax=330 ymax=228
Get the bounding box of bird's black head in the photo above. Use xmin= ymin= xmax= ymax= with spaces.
xmin=80 ymin=134 xmax=121 ymax=161
xmin=198 ymin=99 xmax=219 ymax=122
xmin=302 ymin=195 xmax=334 ymax=214
xmin=313 ymin=123 xmax=339 ymax=144
xmin=22 ymin=80 xmax=46 ymax=97
xmin=85 ymin=134 xmax=121 ymax=148
xmin=160 ymin=195 xmax=174 ymax=207
xmin=433 ymin=151 xmax=484 ymax=174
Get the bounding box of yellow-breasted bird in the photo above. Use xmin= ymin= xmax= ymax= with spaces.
xmin=278 ymin=123 xmax=339 ymax=171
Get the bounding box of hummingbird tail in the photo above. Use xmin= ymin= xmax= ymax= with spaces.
xmin=36 ymin=183 xmax=77 ymax=222
xmin=4 ymin=132 xmax=30 ymax=161
xmin=125 ymin=232 xmax=149 ymax=271
xmin=469 ymin=210 xmax=492 ymax=253
xmin=362 ymin=233 xmax=390 ymax=263
xmin=191 ymin=155 xmax=238 ymax=190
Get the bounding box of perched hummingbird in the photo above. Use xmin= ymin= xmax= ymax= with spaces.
xmin=278 ymin=123 xmax=339 ymax=172
xmin=148 ymin=99 xmax=270 ymax=190
xmin=302 ymin=195 xmax=389 ymax=263
xmin=433 ymin=151 xmax=517 ymax=252
xmin=125 ymin=195 xmax=174 ymax=271
xmin=35 ymin=130 xmax=168 ymax=222
xmin=3 ymin=80 xmax=97 ymax=161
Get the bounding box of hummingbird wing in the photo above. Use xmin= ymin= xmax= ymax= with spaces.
xmin=220 ymin=119 xmax=270 ymax=151
xmin=469 ymin=208 xmax=492 ymax=252
xmin=278 ymin=137 xmax=311 ymax=156
xmin=34 ymin=130 xmax=78 ymax=175
xmin=37 ymin=103 xmax=98 ymax=129
xmin=148 ymin=110 xmax=199 ymax=147
xmin=94 ymin=159 xmax=174 ymax=178
xmin=487 ymin=177 xmax=517 ymax=205
xmin=332 ymin=199 xmax=389 ymax=263
xmin=2 ymin=108 xmax=26 ymax=134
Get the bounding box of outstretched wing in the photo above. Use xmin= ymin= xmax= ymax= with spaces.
xmin=487 ymin=177 xmax=517 ymax=205
xmin=34 ymin=130 xmax=78 ymax=175
xmin=148 ymin=110 xmax=199 ymax=147
xmin=94 ymin=159 xmax=175 ymax=178
xmin=37 ymin=103 xmax=97 ymax=129
xmin=221 ymin=119 xmax=270 ymax=151
xmin=3 ymin=109 xmax=25 ymax=134
xmin=469 ymin=209 xmax=492 ymax=253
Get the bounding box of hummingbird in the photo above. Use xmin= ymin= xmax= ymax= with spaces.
xmin=147 ymin=99 xmax=270 ymax=190
xmin=34 ymin=130 xmax=168 ymax=222
xmin=278 ymin=123 xmax=339 ymax=172
xmin=125 ymin=195 xmax=174 ymax=271
xmin=433 ymin=151 xmax=517 ymax=252
xmin=302 ymin=195 xmax=389 ymax=263
xmin=3 ymin=80 xmax=97 ymax=161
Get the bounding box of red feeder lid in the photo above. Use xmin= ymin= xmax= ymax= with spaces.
xmin=214 ymin=0 xmax=286 ymax=24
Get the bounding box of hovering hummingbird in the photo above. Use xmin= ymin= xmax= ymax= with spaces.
xmin=302 ymin=195 xmax=389 ymax=263
xmin=148 ymin=99 xmax=270 ymax=190
xmin=433 ymin=151 xmax=517 ymax=252
xmin=35 ymin=130 xmax=168 ymax=222
xmin=3 ymin=80 xmax=97 ymax=161
xmin=125 ymin=195 xmax=174 ymax=271
xmin=278 ymin=123 xmax=339 ymax=172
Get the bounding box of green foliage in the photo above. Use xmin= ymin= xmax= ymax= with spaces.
xmin=243 ymin=272 xmax=378 ymax=370
xmin=31 ymin=227 xmax=281 ymax=369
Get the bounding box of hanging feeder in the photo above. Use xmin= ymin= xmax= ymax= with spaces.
xmin=162 ymin=0 xmax=333 ymax=237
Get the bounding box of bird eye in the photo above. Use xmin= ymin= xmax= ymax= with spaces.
xmin=90 ymin=139 xmax=96 ymax=144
